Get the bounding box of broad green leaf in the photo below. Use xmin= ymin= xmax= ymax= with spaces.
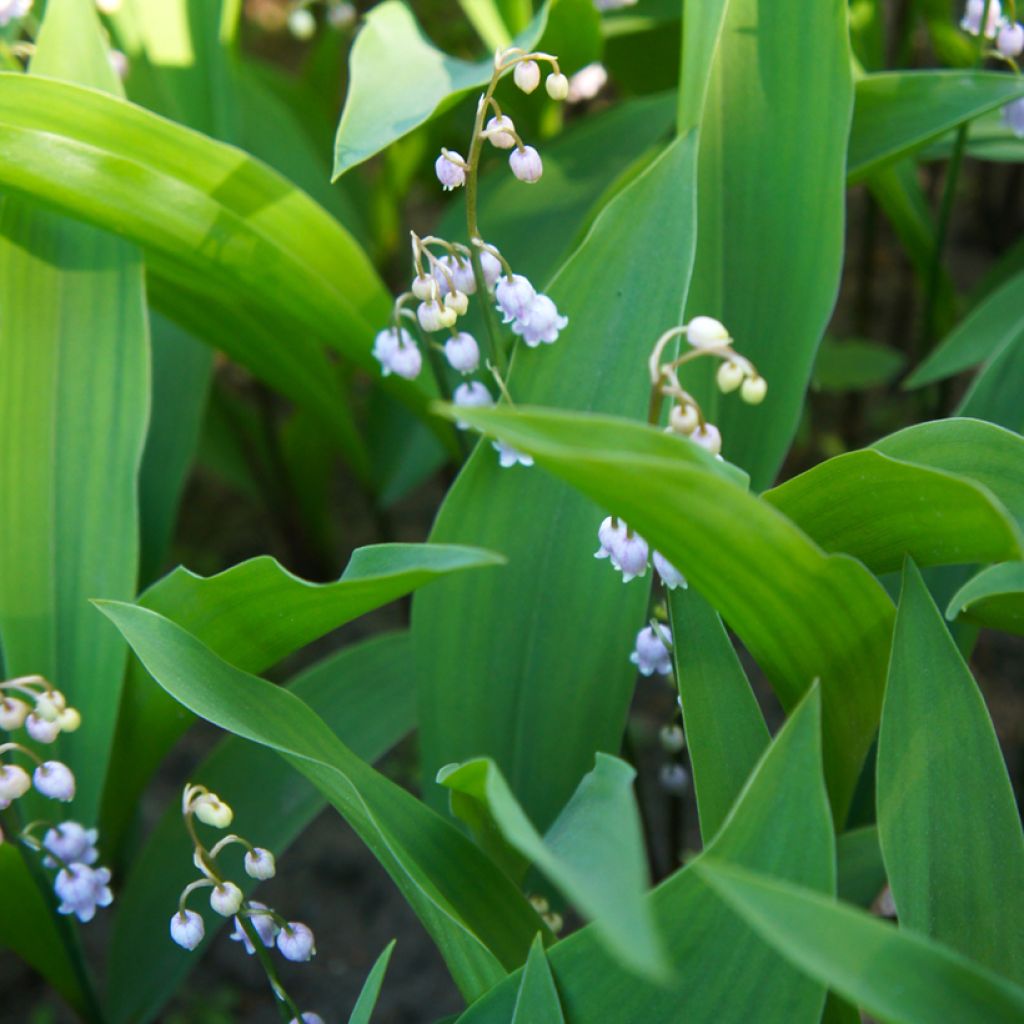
xmin=906 ymin=269 xmax=1024 ymax=388
xmin=812 ymin=337 xmax=906 ymax=392
xmin=333 ymin=0 xmax=551 ymax=177
xmin=443 ymin=403 xmax=894 ymax=821
xmin=101 ymin=544 xmax=503 ymax=851
xmin=946 ymin=562 xmax=1024 ymax=636
xmin=682 ymin=0 xmax=852 ymax=488
xmin=956 ymin=333 xmax=1024 ymax=433
xmin=439 ymin=754 xmax=666 ymax=979
xmin=350 ymin=939 xmax=398 ymax=1024
xmin=920 ymin=109 xmax=1024 ymax=164
xmin=457 ymin=688 xmax=834 ymax=1024
xmin=414 ymin=135 xmax=700 ymax=832
xmin=878 ymin=560 xmax=1024 ymax=983
xmin=99 ymin=602 xmax=543 ymax=1002
xmin=837 ymin=826 xmax=886 ymax=908
xmin=0 ymin=0 xmax=148 ymax=823
xmin=667 ymin=586 xmax=769 ymax=842
xmin=848 ymin=71 xmax=1024 ymax=182
xmin=696 ymin=860 xmax=1024 ymax=1024
xmin=763 ymin=448 xmax=1023 ymax=574
xmin=108 ymin=632 xmax=415 ymax=1024
xmin=512 ymin=936 xmax=565 ymax=1024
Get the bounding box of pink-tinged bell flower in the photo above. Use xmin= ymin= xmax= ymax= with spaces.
xmin=435 ymin=150 xmax=467 ymax=191
xmin=513 ymin=59 xmax=540 ymax=94
xmin=509 ymin=145 xmax=543 ymax=183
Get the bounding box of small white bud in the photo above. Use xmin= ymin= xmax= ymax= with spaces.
xmin=509 ymin=145 xmax=543 ymax=184
xmin=411 ymin=274 xmax=435 ymax=301
xmin=444 ymin=332 xmax=481 ymax=373
xmin=652 ymin=550 xmax=687 ymax=590
xmin=170 ymin=909 xmax=205 ymax=950
xmin=686 ymin=315 xmax=730 ymax=348
xmin=740 ymin=375 xmax=767 ymax=405
xmin=997 ymin=20 xmax=1024 ymax=56
xmin=0 ymin=697 xmax=30 ymax=731
xmin=659 ymin=724 xmax=686 ymax=754
xmin=444 ymin=290 xmax=469 ymax=316
xmin=244 ymin=847 xmax=277 ymax=880
xmin=417 ymin=300 xmax=446 ymax=333
xmin=0 ymin=763 xmax=32 ymax=801
xmin=288 ymin=7 xmax=317 ymax=40
xmin=210 ymin=882 xmax=243 ymax=916
xmin=669 ymin=403 xmax=699 ymax=435
xmin=492 ymin=440 xmax=534 ymax=469
xmin=34 ymin=760 xmax=75 ymax=801
xmin=659 ymin=763 xmax=690 ymax=796
xmin=452 ymin=381 xmax=493 ymax=428
xmin=690 ymin=422 xmax=722 ymax=456
xmin=57 ymin=707 xmax=82 ymax=733
xmin=326 ymin=1 xmax=355 ymax=29
xmin=485 ymin=114 xmax=517 ymax=149
xmin=545 ymin=72 xmax=569 ymax=100
xmin=435 ymin=150 xmax=466 ymax=191
xmin=567 ymin=62 xmax=608 ymax=103
xmin=25 ymin=712 xmax=60 ymax=744
xmin=231 ymin=902 xmax=279 ymax=954
xmin=34 ymin=690 xmax=66 ymax=722
xmin=513 ymin=59 xmax=541 ymax=94
xmin=277 ymin=921 xmax=316 ymax=961
xmin=716 ymin=360 xmax=745 ymax=394
xmin=630 ymin=625 xmax=673 ymax=676
xmin=193 ymin=792 xmax=233 ymax=829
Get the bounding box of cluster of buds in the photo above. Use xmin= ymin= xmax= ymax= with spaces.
xmin=594 ymin=517 xmax=686 ymax=589
xmin=528 ymin=893 xmax=564 ymax=934
xmin=171 ymin=784 xmax=321 ymax=1023
xmin=1 ymin=675 xmax=115 ymax=923
xmin=959 ymin=2 xmax=1024 ymax=136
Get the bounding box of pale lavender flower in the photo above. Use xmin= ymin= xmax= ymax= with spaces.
xmin=54 ymin=864 xmax=113 ymax=922
xmin=34 ymin=761 xmax=75 ymax=801
xmin=1004 ymin=96 xmax=1024 ymax=137
xmin=630 ymin=625 xmax=673 ymax=676
xmin=43 ymin=822 xmax=99 ymax=869
xmin=277 ymin=921 xmax=316 ymax=962
xmin=231 ymin=901 xmax=279 ymax=954
xmin=170 ymin=909 xmax=205 ymax=950
xmin=493 ymin=440 xmax=534 ymax=468
xmin=495 ymin=274 xmax=536 ymax=322
xmin=510 ymin=294 xmax=568 ymax=347
xmin=244 ymin=847 xmax=276 ymax=880
xmin=653 ymin=551 xmax=687 ymax=590
xmin=509 ymin=145 xmax=543 ymax=183
xmin=435 ymin=150 xmax=467 ymax=191
xmin=960 ymin=0 xmax=1001 ymax=37
xmin=444 ymin=332 xmax=481 ymax=373
xmin=513 ymin=60 xmax=540 ymax=93
xmin=997 ymin=19 xmax=1024 ymax=56
xmin=485 ymin=114 xmax=517 ymax=149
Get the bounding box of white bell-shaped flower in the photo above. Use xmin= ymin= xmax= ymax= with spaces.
xmin=493 ymin=440 xmax=534 ymax=469
xmin=653 ymin=551 xmax=687 ymax=590
xmin=54 ymin=864 xmax=113 ymax=922
xmin=0 ymin=763 xmax=31 ymax=802
xmin=170 ymin=909 xmax=205 ymax=950
xmin=0 ymin=696 xmax=29 ymax=730
xmin=495 ymin=274 xmax=537 ymax=322
xmin=615 ymin=531 xmax=649 ymax=582
xmin=686 ymin=316 xmax=730 ymax=348
xmin=244 ymin=847 xmax=277 ymax=880
xmin=630 ymin=625 xmax=673 ymax=677
xmin=485 ymin=114 xmax=517 ymax=149
xmin=34 ymin=760 xmax=75 ymax=802
xmin=513 ymin=59 xmax=541 ymax=93
xmin=510 ymin=294 xmax=568 ymax=347
xmin=690 ymin=422 xmax=722 ymax=456
xmin=997 ymin=19 xmax=1024 ymax=55
xmin=435 ymin=150 xmax=467 ymax=191
xmin=478 ymin=250 xmax=502 ymax=290
xmin=960 ymin=0 xmax=1001 ymax=36
xmin=277 ymin=921 xmax=316 ymax=962
xmin=452 ymin=381 xmax=493 ymax=429
xmin=444 ymin=332 xmax=481 ymax=373
xmin=509 ymin=145 xmax=543 ymax=183
xmin=25 ymin=712 xmax=60 ymax=744
xmin=210 ymin=881 xmax=244 ymax=916
xmin=545 ymin=72 xmax=569 ymax=100
xmin=43 ymin=821 xmax=99 ymax=868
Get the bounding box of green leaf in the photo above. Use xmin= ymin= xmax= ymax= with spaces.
xmin=350 ymin=939 xmax=398 ymax=1024
xmin=667 ymin=586 xmax=769 ymax=841
xmin=439 ymin=754 xmax=666 ymax=979
xmin=0 ymin=0 xmax=149 ymax=823
xmin=763 ymin=448 xmax=1024 ymax=574
xmin=108 ymin=632 xmax=415 ymax=1024
xmin=695 ymin=860 xmax=1024 ymax=1024
xmin=906 ymin=269 xmax=1024 ymax=388
xmin=837 ymin=825 xmax=886 ymax=908
xmin=333 ymin=0 xmax=551 ymax=177
xmin=848 ymin=71 xmax=1024 ymax=182
xmin=442 ymin=402 xmax=894 ymax=821
xmin=99 ymin=602 xmax=541 ymax=1002
xmin=878 ymin=560 xmax=1024 ymax=982
xmin=457 ymin=688 xmax=834 ymax=1024
xmin=920 ymin=109 xmax=1024 ymax=164
xmin=812 ymin=337 xmax=906 ymax=392
xmin=956 ymin=334 xmax=1024 ymax=433
xmin=946 ymin=562 xmax=1024 ymax=636
xmin=682 ymin=0 xmax=852 ymax=487
xmin=512 ymin=936 xmax=565 ymax=1024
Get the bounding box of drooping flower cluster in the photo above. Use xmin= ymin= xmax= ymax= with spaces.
xmin=171 ymin=784 xmax=320 ymax=1022
xmin=959 ymin=2 xmax=1024 ymax=136
xmin=1 ymin=675 xmax=116 ymax=923
xmin=372 ymin=46 xmax=573 ymax=469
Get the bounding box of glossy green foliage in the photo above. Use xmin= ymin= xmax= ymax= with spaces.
xmin=878 ymin=561 xmax=1024 ymax=982
xmin=107 ymin=632 xmax=415 ymax=1024
xmin=667 ymin=587 xmax=768 ymax=841
xmin=349 ymin=940 xmax=398 ymax=1024
xmin=683 ymin=0 xmax=852 ymax=488
xmin=511 ymin=937 xmax=565 ymax=1024
xmin=812 ymin=338 xmax=906 ymax=392
xmin=457 ymin=689 xmax=833 ymax=1024
xmin=101 ymin=602 xmax=542 ymax=1002
xmin=947 ymin=562 xmax=1024 ymax=636
xmin=697 ymin=860 xmax=1024 ymax=1024
xmin=848 ymin=71 xmax=1024 ymax=181
xmin=444 ymin=403 xmax=893 ymax=821
xmin=439 ymin=754 xmax=664 ymax=978
xmin=414 ymin=135 xmax=702 ymax=832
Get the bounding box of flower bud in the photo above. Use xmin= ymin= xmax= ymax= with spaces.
xmin=411 ymin=274 xmax=436 ymax=301
xmin=0 ymin=696 xmax=29 ymax=731
xmin=478 ymin=250 xmax=502 ymax=290
xmin=630 ymin=625 xmax=673 ymax=676
xmin=668 ymin=403 xmax=699 ymax=435
xmin=210 ymin=881 xmax=244 ymax=916
xmin=193 ymin=792 xmax=234 ymax=829
xmin=653 ymin=551 xmax=686 ymax=590
xmin=170 ymin=909 xmax=205 ymax=950
xmin=287 ymin=6 xmax=316 ymax=40
xmin=659 ymin=763 xmax=690 ymax=796
xmin=485 ymin=114 xmax=517 ymax=149
xmin=277 ymin=921 xmax=316 ymax=961
xmin=659 ymin=724 xmax=686 ymax=754
xmin=513 ymin=59 xmax=540 ymax=93
xmin=545 ymin=72 xmax=569 ymax=100
xmin=686 ymin=315 xmax=730 ymax=348
xmin=435 ymin=150 xmax=466 ymax=191
xmin=690 ymin=422 xmax=722 ymax=456
xmin=444 ymin=332 xmax=480 ymax=373
xmin=57 ymin=707 xmax=82 ymax=733
xmin=452 ymin=381 xmax=493 ymax=428
xmin=389 ymin=339 xmax=423 ymax=381
xmin=25 ymin=712 xmax=61 ymax=744
xmin=0 ymin=763 xmax=31 ymax=802
xmin=716 ymin=360 xmax=745 ymax=394
xmin=433 ymin=255 xmax=476 ymax=296
xmin=417 ymin=300 xmax=446 ymax=333
xmin=34 ymin=690 xmax=66 ymax=722
xmin=96 ymin=0 xmax=123 ymax=12
xmin=444 ymin=290 xmax=469 ymax=316
xmin=34 ymin=760 xmax=76 ymax=802
xmin=439 ymin=305 xmax=458 ymax=328
xmin=509 ymin=145 xmax=543 ymax=183
xmin=740 ymin=375 xmax=767 ymax=405
xmin=244 ymin=847 xmax=277 ymax=880
xmin=997 ymin=19 xmax=1024 ymax=56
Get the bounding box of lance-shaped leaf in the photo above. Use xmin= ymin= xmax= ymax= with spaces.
xmin=350 ymin=939 xmax=398 ymax=1024
xmin=456 ymin=688 xmax=834 ymax=1024
xmin=102 ymin=544 xmax=504 ymax=851
xmin=107 ymin=631 xmax=415 ymax=1024
xmin=696 ymin=860 xmax=1024 ymax=1024
xmin=878 ymin=560 xmax=1024 ymax=983
xmin=439 ymin=754 xmax=666 ymax=978
xmin=443 ymin=403 xmax=893 ymax=820
xmin=848 ymin=71 xmax=1024 ymax=182
xmin=946 ymin=562 xmax=1024 ymax=636
xmin=956 ymin=333 xmax=1024 ymax=433
xmin=99 ymin=602 xmax=543 ymax=1003
xmin=511 ymin=936 xmax=565 ymax=1024
xmin=837 ymin=826 xmax=887 ymax=909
